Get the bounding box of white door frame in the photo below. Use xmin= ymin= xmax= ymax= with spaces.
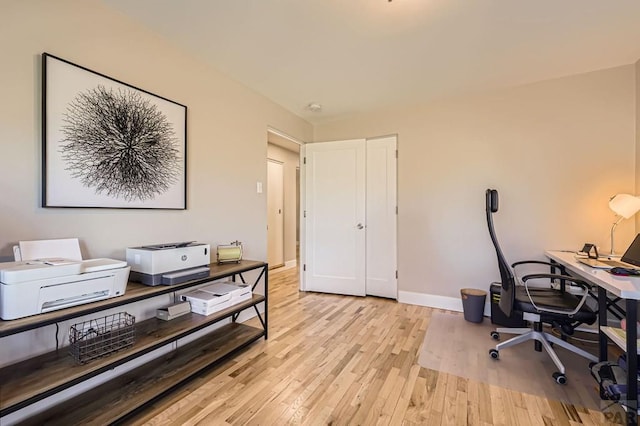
xmin=300 ymin=145 xmax=307 ymax=290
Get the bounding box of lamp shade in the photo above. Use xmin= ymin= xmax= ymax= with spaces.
xmin=609 ymin=194 xmax=640 ymax=219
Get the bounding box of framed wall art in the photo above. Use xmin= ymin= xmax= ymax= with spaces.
xmin=42 ymin=53 xmax=187 ymax=209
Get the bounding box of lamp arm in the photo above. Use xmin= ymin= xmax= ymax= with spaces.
xmin=610 ymin=215 xmax=624 ymax=256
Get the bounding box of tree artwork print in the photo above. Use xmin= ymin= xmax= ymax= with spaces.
xmin=42 ymin=53 xmax=187 ymax=209
xmin=60 ymin=86 xmax=181 ymax=202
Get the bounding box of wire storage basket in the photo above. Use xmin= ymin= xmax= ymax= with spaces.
xmin=69 ymin=312 xmax=136 ymax=364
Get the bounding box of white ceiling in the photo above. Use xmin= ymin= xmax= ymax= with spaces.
xmin=102 ymin=0 xmax=640 ymax=124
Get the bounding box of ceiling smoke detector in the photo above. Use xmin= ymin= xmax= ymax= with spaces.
xmin=306 ymin=102 xmax=322 ymax=113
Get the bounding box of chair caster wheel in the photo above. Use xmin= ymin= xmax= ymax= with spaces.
xmin=553 ymin=372 xmax=567 ymax=385
xmin=489 ymin=349 xmax=499 ymax=359
xmin=490 ymin=331 xmax=500 ymax=340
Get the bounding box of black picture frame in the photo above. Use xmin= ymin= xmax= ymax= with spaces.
xmin=42 ymin=53 xmax=187 ymax=209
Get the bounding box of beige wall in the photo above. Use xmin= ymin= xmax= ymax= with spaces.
xmin=267 ymin=143 xmax=300 ymax=265
xmin=314 ymin=65 xmax=637 ymax=301
xmin=0 ymin=0 xmax=312 ymax=262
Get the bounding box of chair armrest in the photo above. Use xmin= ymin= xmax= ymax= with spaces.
xmin=521 ymin=273 xmax=590 ymax=290
xmin=512 ymin=260 xmax=567 ymax=275
xmin=521 ymin=273 xmax=591 ymax=316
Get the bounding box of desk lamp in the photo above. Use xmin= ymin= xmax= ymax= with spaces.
xmin=608 ymin=193 xmax=640 ymax=257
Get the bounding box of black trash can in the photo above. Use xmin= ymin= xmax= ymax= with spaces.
xmin=461 ymin=288 xmax=487 ymax=323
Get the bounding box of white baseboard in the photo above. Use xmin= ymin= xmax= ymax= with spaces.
xmin=270 ymin=260 xmax=297 ymax=272
xmin=398 ymin=290 xmax=491 ymax=317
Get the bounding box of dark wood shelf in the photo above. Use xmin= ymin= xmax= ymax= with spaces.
xmin=18 ymin=322 xmax=265 ymax=426
xmin=0 ymin=260 xmax=267 ymax=338
xmin=0 ymin=260 xmax=268 ymax=424
xmin=0 ymin=295 xmax=265 ymax=416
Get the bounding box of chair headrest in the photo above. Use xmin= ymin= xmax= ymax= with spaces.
xmin=486 ymin=189 xmax=499 ymax=213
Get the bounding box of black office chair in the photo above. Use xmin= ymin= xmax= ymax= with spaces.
xmin=486 ymin=188 xmax=598 ymax=384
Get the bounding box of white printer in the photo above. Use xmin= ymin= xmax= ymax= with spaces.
xmin=0 ymin=238 xmax=130 ymax=320
xmin=126 ymin=242 xmax=211 ymax=286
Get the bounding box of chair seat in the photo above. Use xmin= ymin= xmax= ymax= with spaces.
xmin=514 ymin=286 xmax=597 ymax=325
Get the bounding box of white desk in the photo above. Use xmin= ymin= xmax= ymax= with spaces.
xmin=546 ymin=251 xmax=640 ymax=299
xmin=546 ymin=250 xmax=639 ymax=424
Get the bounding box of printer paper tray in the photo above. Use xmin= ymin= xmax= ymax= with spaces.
xmin=39 ymin=276 xmax=116 ymax=314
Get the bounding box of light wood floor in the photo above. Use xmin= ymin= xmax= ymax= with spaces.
xmin=131 ymin=267 xmax=621 ymax=425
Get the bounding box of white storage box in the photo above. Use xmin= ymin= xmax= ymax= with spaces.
xmin=180 ymin=282 xmax=252 ymax=316
xmin=201 ymin=282 xmax=252 ymax=303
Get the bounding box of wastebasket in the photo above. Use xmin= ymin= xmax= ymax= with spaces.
xmin=460 ymin=288 xmax=487 ymax=323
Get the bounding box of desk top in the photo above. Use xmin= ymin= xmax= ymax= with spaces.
xmin=545 ymin=250 xmax=640 ymax=300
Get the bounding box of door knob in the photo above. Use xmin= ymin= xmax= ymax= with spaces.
xmin=357 ymin=223 xmax=364 ymax=229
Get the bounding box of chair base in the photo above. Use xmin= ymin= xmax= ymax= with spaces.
xmin=494 ymin=326 xmax=598 ymax=375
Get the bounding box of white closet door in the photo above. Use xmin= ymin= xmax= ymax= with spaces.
xmin=366 ymin=136 xmax=397 ymax=298
xmin=303 ymin=139 xmax=366 ymax=296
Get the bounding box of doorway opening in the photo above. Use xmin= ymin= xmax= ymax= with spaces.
xmin=267 ymin=129 xmax=301 ymax=271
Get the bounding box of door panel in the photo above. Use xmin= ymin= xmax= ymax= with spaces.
xmin=267 ymin=159 xmax=284 ymax=268
xmin=366 ymin=136 xmax=398 ymax=298
xmin=304 ymin=139 xmax=366 ymax=296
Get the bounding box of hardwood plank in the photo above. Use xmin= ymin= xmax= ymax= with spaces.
xmin=477 ymin=381 xmax=494 ymax=424
xmin=389 ymin=364 xmax=421 ymax=425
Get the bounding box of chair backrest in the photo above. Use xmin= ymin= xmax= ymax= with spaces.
xmin=485 ymin=189 xmax=516 ymax=317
